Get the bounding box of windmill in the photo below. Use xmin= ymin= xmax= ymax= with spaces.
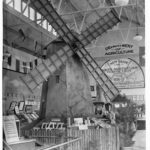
xmin=20 ymin=0 xmax=121 ymax=117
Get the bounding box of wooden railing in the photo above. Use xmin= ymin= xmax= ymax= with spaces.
xmin=21 ymin=129 xmax=66 ymax=145
xmin=67 ymin=126 xmax=120 ymax=150
xmin=21 ymin=126 xmax=120 ymax=150
xmin=37 ymin=138 xmax=81 ymax=150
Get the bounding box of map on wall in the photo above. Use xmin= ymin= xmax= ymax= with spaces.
xmin=101 ymin=58 xmax=145 ymax=89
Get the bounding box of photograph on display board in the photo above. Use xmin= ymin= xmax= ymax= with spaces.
xmin=18 ymin=101 xmax=25 ymax=111
xmin=2 ymin=0 xmax=146 ymax=150
xmin=9 ymin=101 xmax=17 ymax=111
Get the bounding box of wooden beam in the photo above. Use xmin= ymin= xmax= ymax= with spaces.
xmin=39 ymin=81 xmax=49 ymax=119
xmin=3 ymin=3 xmax=56 ymax=39
xmin=121 ymin=15 xmax=142 ymax=26
xmin=57 ymin=0 xmax=63 ymax=13
xmin=60 ymin=4 xmax=136 ymax=16
xmin=6 ymin=0 xmax=14 ymax=6
xmin=21 ymin=0 xmax=30 ymax=14
xmin=4 ymin=25 xmax=44 ymax=49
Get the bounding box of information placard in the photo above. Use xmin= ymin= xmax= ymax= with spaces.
xmin=3 ymin=115 xmax=19 ymax=143
xmin=101 ymin=58 xmax=145 ymax=89
xmin=78 ymin=124 xmax=88 ymax=130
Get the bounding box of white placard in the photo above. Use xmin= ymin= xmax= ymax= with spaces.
xmin=15 ymin=106 xmax=20 ymax=115
xmin=3 ymin=115 xmax=19 ymax=143
xmin=101 ymin=58 xmax=145 ymax=89
xmin=74 ymin=118 xmax=83 ymax=125
xmin=78 ymin=124 xmax=88 ymax=130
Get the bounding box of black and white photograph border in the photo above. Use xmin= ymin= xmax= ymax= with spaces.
xmin=1 ymin=0 xmax=149 ymax=150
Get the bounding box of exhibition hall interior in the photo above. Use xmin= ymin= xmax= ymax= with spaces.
xmin=2 ymin=0 xmax=145 ymax=150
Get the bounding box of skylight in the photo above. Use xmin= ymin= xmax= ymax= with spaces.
xmin=4 ymin=0 xmax=57 ymax=36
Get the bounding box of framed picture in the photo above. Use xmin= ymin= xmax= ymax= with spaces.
xmin=9 ymin=101 xmax=17 ymax=111
xmin=14 ymin=106 xmax=20 ymax=115
xmin=18 ymin=101 xmax=25 ymax=111
xmin=74 ymin=118 xmax=83 ymax=125
xmin=25 ymin=105 xmax=33 ymax=114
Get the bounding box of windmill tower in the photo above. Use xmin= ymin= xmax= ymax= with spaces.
xmin=20 ymin=0 xmax=121 ymax=119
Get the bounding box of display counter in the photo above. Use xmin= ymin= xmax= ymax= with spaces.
xmin=8 ymin=139 xmax=36 ymax=150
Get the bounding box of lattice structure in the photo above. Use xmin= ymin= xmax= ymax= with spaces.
xmin=21 ymin=0 xmax=120 ymax=101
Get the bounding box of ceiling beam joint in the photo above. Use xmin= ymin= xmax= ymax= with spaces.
xmin=21 ymin=0 xmax=30 ymax=14
xmin=6 ymin=0 xmax=14 ymax=5
xmin=57 ymin=0 xmax=63 ymax=14
xmin=79 ymin=11 xmax=87 ymax=32
xmin=72 ymin=15 xmax=80 ymax=34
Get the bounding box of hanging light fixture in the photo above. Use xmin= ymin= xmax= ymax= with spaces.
xmin=115 ymin=0 xmax=129 ymax=6
xmin=133 ymin=0 xmax=143 ymax=41
xmin=133 ymin=34 xmax=143 ymax=41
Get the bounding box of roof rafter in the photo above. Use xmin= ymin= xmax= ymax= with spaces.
xmin=60 ymin=4 xmax=136 ymax=16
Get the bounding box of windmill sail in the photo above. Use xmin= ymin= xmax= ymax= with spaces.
xmin=21 ymin=0 xmax=120 ymax=101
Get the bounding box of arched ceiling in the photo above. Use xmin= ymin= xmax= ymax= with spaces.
xmin=51 ymin=0 xmax=145 ymax=32
xmin=3 ymin=0 xmax=145 ymax=57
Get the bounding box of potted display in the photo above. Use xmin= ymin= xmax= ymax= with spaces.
xmin=114 ymin=95 xmax=137 ymax=149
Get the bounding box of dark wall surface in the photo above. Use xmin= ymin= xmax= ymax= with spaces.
xmin=44 ymin=46 xmax=93 ymax=118
xmin=3 ymin=69 xmax=42 ymax=115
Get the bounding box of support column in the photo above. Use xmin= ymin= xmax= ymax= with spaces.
xmin=39 ymin=81 xmax=49 ymax=119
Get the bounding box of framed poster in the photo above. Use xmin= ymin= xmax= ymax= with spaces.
xmin=3 ymin=115 xmax=19 ymax=143
xmin=18 ymin=101 xmax=25 ymax=111
xmin=14 ymin=106 xmax=20 ymax=115
xmin=9 ymin=101 xmax=17 ymax=111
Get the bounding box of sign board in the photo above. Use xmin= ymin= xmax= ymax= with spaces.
xmin=101 ymin=58 xmax=145 ymax=89
xmin=105 ymin=44 xmax=134 ymax=56
xmin=3 ymin=115 xmax=19 ymax=143
xmin=78 ymin=124 xmax=88 ymax=130
xmin=74 ymin=118 xmax=83 ymax=125
xmin=91 ymin=43 xmax=139 ymax=61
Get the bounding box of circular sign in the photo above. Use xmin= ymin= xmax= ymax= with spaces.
xmin=101 ymin=58 xmax=145 ymax=89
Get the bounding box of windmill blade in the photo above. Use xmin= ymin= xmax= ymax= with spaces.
xmin=30 ymin=0 xmax=75 ymax=45
xmin=73 ymin=12 xmax=120 ymax=101
xmin=21 ymin=0 xmax=120 ymax=101
xmin=78 ymin=11 xmax=120 ymax=47
xmin=20 ymin=45 xmax=73 ymax=92
xmin=21 ymin=11 xmax=119 ymax=97
xmin=76 ymin=47 xmax=119 ymax=101
xmin=30 ymin=0 xmax=119 ymax=48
